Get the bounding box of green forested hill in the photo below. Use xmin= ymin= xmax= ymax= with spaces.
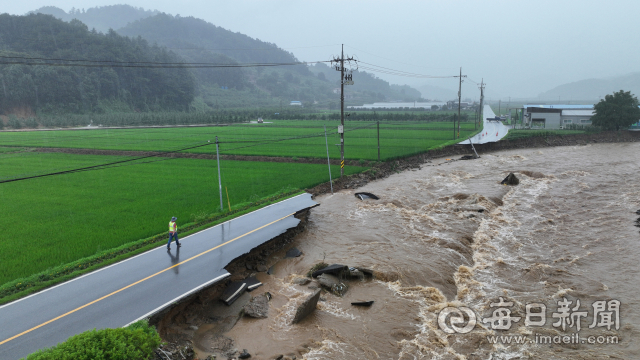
xmin=0 ymin=13 xmax=195 ymax=114
xmin=35 ymin=5 xmax=424 ymax=106
xmin=3 ymin=6 xmax=425 ymax=117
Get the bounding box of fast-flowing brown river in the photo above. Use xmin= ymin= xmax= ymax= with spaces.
xmin=203 ymin=142 xmax=640 ymax=359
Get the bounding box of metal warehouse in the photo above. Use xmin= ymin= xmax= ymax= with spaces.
xmin=522 ymin=104 xmax=593 ymax=129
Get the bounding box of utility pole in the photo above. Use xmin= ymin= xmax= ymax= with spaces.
xmin=456 ymin=67 xmax=466 ymax=139
xmin=215 ymin=136 xmax=223 ymax=211
xmin=478 ymin=79 xmax=485 ymax=127
xmin=332 ymin=45 xmax=356 ymax=177
xmin=340 ymin=44 xmax=345 ymax=176
xmin=377 ymin=121 xmax=380 ymax=161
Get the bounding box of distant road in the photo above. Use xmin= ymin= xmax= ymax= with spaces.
xmin=459 ymin=105 xmax=510 ymax=145
xmin=0 ymin=123 xmax=229 ymax=132
xmin=0 ymin=193 xmax=317 ymax=360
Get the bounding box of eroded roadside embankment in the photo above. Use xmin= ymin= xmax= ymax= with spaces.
xmin=148 ymin=210 xmax=312 ymax=359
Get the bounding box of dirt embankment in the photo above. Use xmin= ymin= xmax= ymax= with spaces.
xmin=31 ymin=147 xmax=369 ymax=167
xmin=306 ymin=130 xmax=640 ymax=196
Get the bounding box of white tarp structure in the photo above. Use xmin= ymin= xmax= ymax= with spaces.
xmin=459 ymin=105 xmax=509 ymax=145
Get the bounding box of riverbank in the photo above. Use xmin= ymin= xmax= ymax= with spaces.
xmin=307 ymin=130 xmax=640 ymax=196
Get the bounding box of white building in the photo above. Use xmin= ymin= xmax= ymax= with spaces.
xmin=348 ymin=101 xmax=446 ymax=110
xmin=523 ymin=104 xmax=593 ymax=129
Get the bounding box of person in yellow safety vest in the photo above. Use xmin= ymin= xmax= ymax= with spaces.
xmin=168 ymin=216 xmax=181 ymax=250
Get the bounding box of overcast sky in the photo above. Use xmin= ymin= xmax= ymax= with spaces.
xmin=4 ymin=0 xmax=640 ymax=100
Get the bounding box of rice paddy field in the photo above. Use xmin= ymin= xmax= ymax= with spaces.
xmin=0 ymin=120 xmax=478 ymax=161
xmin=0 ymin=151 xmax=365 ymax=285
xmin=0 ymin=119 xmax=479 ymax=287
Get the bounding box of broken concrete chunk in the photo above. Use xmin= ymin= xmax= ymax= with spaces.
xmin=311 ymin=264 xmax=348 ymax=278
xmin=355 ymin=267 xmax=374 ymax=277
xmin=349 ymin=269 xmax=365 ymax=280
xmin=222 ymin=282 xmax=247 ymax=306
xmin=501 ymin=172 xmax=520 ymax=185
xmin=243 ymin=276 xmax=262 ymax=292
xmin=243 ymin=294 xmax=269 ymax=319
xmin=351 ymin=301 xmax=374 ymax=306
xmin=355 ymin=192 xmax=380 ymax=200
xmin=316 ymin=273 xmax=340 ymax=289
xmin=292 ymin=289 xmax=322 ymax=324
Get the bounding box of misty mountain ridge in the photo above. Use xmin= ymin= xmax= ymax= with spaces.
xmin=31 ymin=5 xmax=159 ymax=33
xmin=25 ymin=4 xmax=424 ymax=109
xmin=538 ymin=72 xmax=640 ymax=101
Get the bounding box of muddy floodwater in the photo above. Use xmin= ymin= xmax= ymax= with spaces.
xmin=198 ymin=142 xmax=640 ymax=359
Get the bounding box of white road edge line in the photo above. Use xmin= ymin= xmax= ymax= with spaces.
xmin=0 ymin=193 xmax=308 ymax=309
xmin=122 ymin=272 xmax=231 ymax=328
xmin=223 ymin=283 xmax=247 ymax=304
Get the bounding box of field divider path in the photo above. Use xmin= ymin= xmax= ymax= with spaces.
xmin=0 ymin=193 xmax=317 ymax=360
xmin=29 ymin=147 xmax=361 ymax=165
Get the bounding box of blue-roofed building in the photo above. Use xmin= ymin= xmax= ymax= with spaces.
xmin=290 ymin=101 xmax=302 ymax=106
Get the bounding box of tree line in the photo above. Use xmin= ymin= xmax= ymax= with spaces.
xmin=0 ymin=110 xmax=473 ymax=130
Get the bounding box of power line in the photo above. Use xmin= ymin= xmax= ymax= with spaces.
xmin=0 ymin=141 xmax=214 ymax=184
xmin=0 ymin=55 xmax=331 ymax=69
xmin=221 ymin=123 xmax=375 ymax=152
xmin=358 ymin=61 xmax=457 ymax=78
xmin=344 ymin=44 xmax=453 ymax=71
xmin=167 ymin=44 xmax=341 ymax=51
xmin=0 ymin=123 xmax=379 ymax=184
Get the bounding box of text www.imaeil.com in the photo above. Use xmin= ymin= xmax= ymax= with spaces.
xmin=486 ymin=333 xmax=619 ymax=345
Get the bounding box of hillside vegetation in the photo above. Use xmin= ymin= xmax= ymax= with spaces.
xmin=0 ymin=13 xmax=195 ymax=114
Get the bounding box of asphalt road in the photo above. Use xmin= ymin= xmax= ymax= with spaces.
xmin=0 ymin=193 xmax=317 ymax=360
xmin=459 ymin=105 xmax=510 ymax=145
